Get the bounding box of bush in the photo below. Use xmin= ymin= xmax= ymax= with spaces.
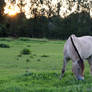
xmin=21 ymin=48 xmax=30 ymax=55
xmin=0 ymin=43 xmax=10 ymax=48
xmin=41 ymin=55 xmax=49 ymax=57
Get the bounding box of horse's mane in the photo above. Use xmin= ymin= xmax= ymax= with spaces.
xmin=70 ymin=35 xmax=84 ymax=76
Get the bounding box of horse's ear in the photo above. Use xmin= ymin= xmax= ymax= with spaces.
xmin=78 ymin=60 xmax=84 ymax=76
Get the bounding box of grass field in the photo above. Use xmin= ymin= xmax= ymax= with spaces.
xmin=0 ymin=38 xmax=92 ymax=92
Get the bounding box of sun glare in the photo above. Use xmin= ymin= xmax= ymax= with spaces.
xmin=4 ymin=5 xmax=20 ymax=16
xmin=4 ymin=1 xmax=20 ymax=17
xmin=5 ymin=7 xmax=16 ymax=16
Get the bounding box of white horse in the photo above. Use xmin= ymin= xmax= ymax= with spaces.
xmin=60 ymin=34 xmax=92 ymax=80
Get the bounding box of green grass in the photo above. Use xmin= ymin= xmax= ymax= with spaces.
xmin=0 ymin=37 xmax=91 ymax=92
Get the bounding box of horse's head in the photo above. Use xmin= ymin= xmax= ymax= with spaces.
xmin=72 ymin=60 xmax=84 ymax=80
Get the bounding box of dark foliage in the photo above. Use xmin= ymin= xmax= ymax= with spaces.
xmin=21 ymin=48 xmax=30 ymax=55
xmin=0 ymin=11 xmax=92 ymax=39
xmin=0 ymin=43 xmax=10 ymax=48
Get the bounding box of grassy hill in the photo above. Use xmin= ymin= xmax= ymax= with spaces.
xmin=0 ymin=38 xmax=91 ymax=92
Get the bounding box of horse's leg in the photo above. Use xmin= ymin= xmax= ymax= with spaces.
xmin=88 ymin=56 xmax=92 ymax=75
xmin=60 ymin=57 xmax=69 ymax=80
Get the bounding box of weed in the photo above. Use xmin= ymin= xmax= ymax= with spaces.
xmin=17 ymin=54 xmax=22 ymax=57
xmin=37 ymin=59 xmax=41 ymax=62
xmin=26 ymin=45 xmax=31 ymax=47
xmin=33 ymin=54 xmax=37 ymax=56
xmin=41 ymin=54 xmax=49 ymax=57
xmin=16 ymin=58 xmax=19 ymax=60
xmin=21 ymin=48 xmax=31 ymax=55
xmin=0 ymin=43 xmax=10 ymax=48
xmin=30 ymin=55 xmax=34 ymax=58
xmin=19 ymin=38 xmax=31 ymax=41
xmin=26 ymin=59 xmax=30 ymax=62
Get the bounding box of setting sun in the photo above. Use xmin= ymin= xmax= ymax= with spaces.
xmin=6 ymin=8 xmax=17 ymax=16
xmin=4 ymin=2 xmax=20 ymax=17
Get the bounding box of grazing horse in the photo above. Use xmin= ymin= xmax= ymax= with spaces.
xmin=60 ymin=34 xmax=92 ymax=80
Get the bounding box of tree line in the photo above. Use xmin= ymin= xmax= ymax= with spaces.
xmin=0 ymin=0 xmax=92 ymax=39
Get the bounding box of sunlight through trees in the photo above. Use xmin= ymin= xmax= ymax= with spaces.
xmin=3 ymin=0 xmax=92 ymax=19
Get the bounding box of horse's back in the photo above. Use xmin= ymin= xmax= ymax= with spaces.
xmin=64 ymin=35 xmax=92 ymax=59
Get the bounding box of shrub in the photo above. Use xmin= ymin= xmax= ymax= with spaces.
xmin=19 ymin=38 xmax=31 ymax=41
xmin=26 ymin=45 xmax=31 ymax=47
xmin=21 ymin=48 xmax=31 ymax=55
xmin=26 ymin=59 xmax=30 ymax=62
xmin=17 ymin=54 xmax=22 ymax=57
xmin=41 ymin=54 xmax=49 ymax=57
xmin=0 ymin=43 xmax=10 ymax=48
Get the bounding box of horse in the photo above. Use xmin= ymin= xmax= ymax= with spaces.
xmin=60 ymin=34 xmax=92 ymax=80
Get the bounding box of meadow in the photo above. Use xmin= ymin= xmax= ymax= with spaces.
xmin=0 ymin=38 xmax=91 ymax=92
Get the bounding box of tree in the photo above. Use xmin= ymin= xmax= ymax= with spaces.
xmin=0 ymin=0 xmax=5 ymax=22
